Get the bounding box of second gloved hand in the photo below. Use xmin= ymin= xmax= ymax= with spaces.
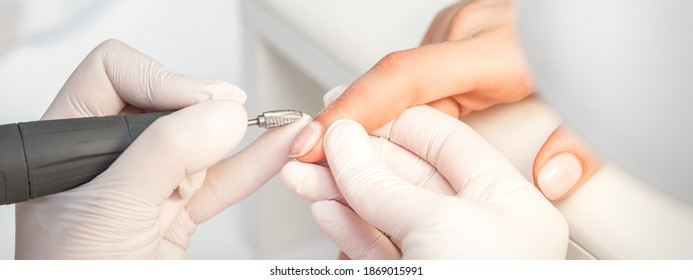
xmin=282 ymin=106 xmax=568 ymax=259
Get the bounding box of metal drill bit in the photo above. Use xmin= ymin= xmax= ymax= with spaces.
xmin=248 ymin=109 xmax=304 ymax=129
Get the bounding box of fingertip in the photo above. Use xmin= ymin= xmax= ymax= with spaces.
xmin=195 ymin=99 xmax=248 ymax=138
xmin=289 ymin=120 xmax=324 ymax=160
xmin=210 ymin=100 xmax=248 ymax=152
xmin=535 ymin=152 xmax=582 ymax=200
xmin=321 ymin=119 xmax=369 ymax=160
xmin=296 ymin=77 xmax=401 ymax=162
xmin=290 ymin=85 xmax=349 ymax=162
xmin=204 ymin=81 xmax=248 ymax=104
xmin=292 ymin=144 xmax=325 ymax=162
xmin=280 ymin=161 xmax=306 ymax=194
xmin=291 ymin=103 xmax=353 ymax=162
xmin=325 ymin=119 xmax=362 ymax=140
xmin=533 ymin=126 xmax=602 ymax=200
xmin=183 ymin=78 xmax=247 ymax=105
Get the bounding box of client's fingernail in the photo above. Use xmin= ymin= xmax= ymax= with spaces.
xmin=289 ymin=121 xmax=322 ymax=158
xmin=537 ymin=152 xmax=583 ymax=200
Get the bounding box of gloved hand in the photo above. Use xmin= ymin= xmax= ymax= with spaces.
xmin=282 ymin=106 xmax=568 ymax=259
xmin=288 ymin=0 xmax=601 ymax=201
xmin=15 ymin=39 xmax=310 ymax=259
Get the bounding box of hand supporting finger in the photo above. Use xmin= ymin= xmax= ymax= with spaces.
xmin=282 ymin=136 xmax=455 ymax=204
xmin=314 ymin=106 xmax=568 ymax=259
xmin=385 ymin=106 xmax=529 ymax=199
xmin=322 ymin=119 xmax=436 ymax=242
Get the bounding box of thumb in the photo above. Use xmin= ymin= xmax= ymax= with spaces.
xmin=533 ymin=125 xmax=602 ymax=200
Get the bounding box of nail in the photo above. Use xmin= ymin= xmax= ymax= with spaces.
xmin=220 ymin=85 xmax=248 ymax=104
xmin=204 ymin=81 xmax=247 ymax=104
xmin=537 ymin=152 xmax=583 ymax=200
xmin=289 ymin=121 xmax=322 ymax=158
xmin=227 ymin=85 xmax=248 ymax=103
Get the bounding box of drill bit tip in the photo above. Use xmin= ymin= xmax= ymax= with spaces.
xmin=248 ymin=109 xmax=304 ymax=129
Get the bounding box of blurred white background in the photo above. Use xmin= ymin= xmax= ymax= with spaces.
xmin=4 ymin=0 xmax=693 ymax=261
xmin=0 ymin=0 xmax=290 ymax=260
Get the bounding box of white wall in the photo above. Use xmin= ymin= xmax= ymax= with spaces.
xmin=0 ymin=0 xmax=254 ymax=259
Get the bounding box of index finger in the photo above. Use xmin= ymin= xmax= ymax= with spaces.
xmin=291 ymin=31 xmax=526 ymax=162
xmin=43 ymin=39 xmax=246 ymax=120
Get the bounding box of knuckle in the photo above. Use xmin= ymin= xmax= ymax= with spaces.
xmin=449 ymin=6 xmax=485 ymax=36
xmin=365 ymin=50 xmax=417 ymax=87
xmin=377 ymin=49 xmax=416 ymax=70
xmin=447 ymin=1 xmax=502 ymax=40
xmin=95 ymin=38 xmax=127 ymax=52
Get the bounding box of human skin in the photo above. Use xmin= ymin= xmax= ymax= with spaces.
xmin=289 ymin=0 xmax=600 ymax=201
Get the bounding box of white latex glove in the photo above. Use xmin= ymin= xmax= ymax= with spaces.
xmin=15 ymin=39 xmax=311 ymax=259
xmin=282 ymin=105 xmax=568 ymax=259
